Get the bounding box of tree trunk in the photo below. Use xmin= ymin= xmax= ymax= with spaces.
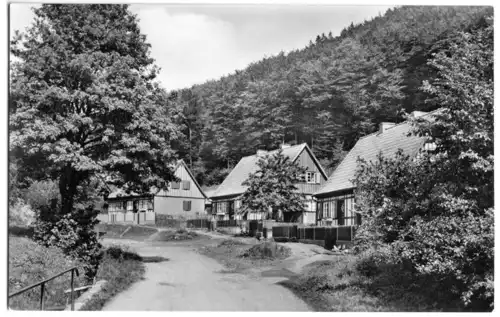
xmin=59 ymin=165 xmax=81 ymax=216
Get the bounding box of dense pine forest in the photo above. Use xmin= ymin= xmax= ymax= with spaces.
xmin=166 ymin=6 xmax=493 ymax=186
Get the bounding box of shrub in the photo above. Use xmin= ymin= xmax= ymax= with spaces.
xmin=241 ymin=241 xmax=291 ymax=259
xmin=33 ymin=207 xmax=102 ymax=280
xmin=9 ymin=198 xmax=36 ymax=227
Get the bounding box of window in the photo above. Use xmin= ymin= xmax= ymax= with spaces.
xmin=126 ymin=201 xmax=133 ymax=211
xmin=171 ymin=182 xmax=180 ymax=189
xmin=147 ymin=200 xmax=153 ymax=210
xmin=182 ymin=180 xmax=191 ymax=190
xmin=306 ymin=172 xmax=319 ymax=184
xmin=324 ymin=202 xmax=330 ymax=218
xmin=183 ymin=200 xmax=192 ymax=211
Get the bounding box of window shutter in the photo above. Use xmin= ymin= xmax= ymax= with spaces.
xmin=315 ymin=173 xmax=320 ymax=184
xmin=182 ymin=181 xmax=191 ymax=190
xmin=188 ymin=201 xmax=192 ymax=211
xmin=183 ymin=201 xmax=187 ymax=211
xmin=172 ymin=182 xmax=180 ymax=189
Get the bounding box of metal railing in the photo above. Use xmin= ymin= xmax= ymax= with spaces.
xmin=8 ymin=266 xmax=80 ymax=311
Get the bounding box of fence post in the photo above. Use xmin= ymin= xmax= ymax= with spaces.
xmin=313 ymin=227 xmax=315 ymax=241
xmin=70 ymin=269 xmax=75 ymax=311
xmin=39 ymin=282 xmax=45 ymax=311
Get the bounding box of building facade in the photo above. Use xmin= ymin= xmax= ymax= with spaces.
xmin=103 ymin=160 xmax=207 ymax=224
xmin=210 ymin=143 xmax=328 ymax=224
xmin=314 ymin=111 xmax=434 ymax=226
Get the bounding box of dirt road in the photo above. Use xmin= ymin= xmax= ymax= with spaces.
xmin=101 ymin=237 xmax=311 ymax=311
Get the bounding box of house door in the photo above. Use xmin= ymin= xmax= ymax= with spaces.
xmin=337 ymin=199 xmax=345 ymax=225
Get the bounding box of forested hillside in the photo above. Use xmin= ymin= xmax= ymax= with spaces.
xmin=166 ymin=6 xmax=492 ymax=186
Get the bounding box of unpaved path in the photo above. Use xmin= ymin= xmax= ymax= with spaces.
xmin=101 ymin=237 xmax=310 ymax=311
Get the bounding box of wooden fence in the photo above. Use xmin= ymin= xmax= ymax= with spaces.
xmin=272 ymin=225 xmax=357 ymax=248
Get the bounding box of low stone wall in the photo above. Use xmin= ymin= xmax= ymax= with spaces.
xmin=65 ymin=280 xmax=107 ymax=311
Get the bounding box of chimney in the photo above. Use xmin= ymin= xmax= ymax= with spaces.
xmin=379 ymin=122 xmax=395 ymax=133
xmin=281 ymin=143 xmax=291 ymax=149
xmin=410 ymin=111 xmax=428 ymax=119
xmin=256 ymin=149 xmax=268 ymax=157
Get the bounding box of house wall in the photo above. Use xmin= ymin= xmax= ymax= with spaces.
xmin=316 ymin=190 xmax=360 ymax=226
xmin=156 ymin=164 xmax=205 ymax=198
xmin=294 ymin=149 xmax=328 ymax=194
xmin=154 ymin=196 xmax=206 ymax=218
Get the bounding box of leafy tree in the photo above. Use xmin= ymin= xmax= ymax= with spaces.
xmin=240 ymin=150 xmax=306 ymax=220
xmin=353 ymin=19 xmax=493 ymax=310
xmin=10 ymin=4 xmax=180 ymax=277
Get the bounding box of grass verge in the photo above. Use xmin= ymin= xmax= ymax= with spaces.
xmin=280 ymin=254 xmax=468 ymax=312
xmin=79 ymin=246 xmax=146 ymax=311
xmin=152 ymin=228 xmax=199 ymax=241
xmin=95 ymin=224 xmax=157 ymax=240
xmin=199 ymin=239 xmax=291 ymax=273
xmin=8 ymin=235 xmax=85 ymax=310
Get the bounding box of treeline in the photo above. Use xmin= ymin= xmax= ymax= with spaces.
xmin=166 ymin=6 xmax=492 ymax=186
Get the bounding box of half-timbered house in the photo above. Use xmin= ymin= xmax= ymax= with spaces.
xmin=314 ymin=111 xmax=434 ymax=226
xmin=210 ymin=143 xmax=328 ymax=224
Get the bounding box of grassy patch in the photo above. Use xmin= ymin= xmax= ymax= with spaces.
xmin=95 ymin=224 xmax=157 ymax=240
xmin=241 ymin=241 xmax=291 ymax=260
xmin=8 ymin=236 xmax=85 ymax=310
xmin=80 ymin=246 xmax=145 ymax=311
xmin=281 ymin=253 xmax=467 ymax=312
xmin=199 ymin=239 xmax=291 ymax=273
xmin=152 ymin=228 xmax=198 ymax=241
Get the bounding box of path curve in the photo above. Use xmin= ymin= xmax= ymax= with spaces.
xmin=101 ymin=239 xmax=311 ymax=311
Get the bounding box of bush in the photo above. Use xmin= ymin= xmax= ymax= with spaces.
xmin=241 ymin=241 xmax=291 ymax=259
xmin=33 ymin=207 xmax=102 ymax=280
xmin=9 ymin=199 xmax=36 ymax=227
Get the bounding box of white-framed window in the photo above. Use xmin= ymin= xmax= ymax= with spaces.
xmin=305 ymin=172 xmax=320 ymax=184
xmin=126 ymin=201 xmax=133 ymax=211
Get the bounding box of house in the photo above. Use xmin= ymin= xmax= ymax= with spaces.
xmin=210 ymin=143 xmax=328 ymax=224
xmin=201 ymin=185 xmax=219 ymax=216
xmin=314 ymin=111 xmax=433 ymax=226
xmin=104 ymin=160 xmax=208 ymax=224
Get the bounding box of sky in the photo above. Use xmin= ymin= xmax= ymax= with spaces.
xmin=9 ymin=3 xmax=394 ymax=91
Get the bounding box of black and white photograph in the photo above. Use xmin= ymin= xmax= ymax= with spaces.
xmin=6 ymin=0 xmax=495 ymax=312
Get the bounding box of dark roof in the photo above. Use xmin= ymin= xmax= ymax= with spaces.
xmin=314 ymin=120 xmax=425 ymax=196
xmin=211 ymin=143 xmax=327 ymax=199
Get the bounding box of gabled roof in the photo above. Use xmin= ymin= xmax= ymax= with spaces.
xmin=108 ymin=159 xmax=207 ymax=199
xmin=314 ymin=120 xmax=426 ymax=197
xmin=201 ymin=185 xmax=219 ymax=198
xmin=211 ymin=143 xmax=327 ymax=199
xmin=175 ymin=160 xmax=208 ymax=199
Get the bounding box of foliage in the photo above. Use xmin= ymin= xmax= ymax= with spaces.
xmin=23 ymin=180 xmax=60 ymax=211
xmin=163 ymin=6 xmax=491 ymax=187
xmin=33 ymin=207 xmax=103 ymax=280
xmin=9 ymin=199 xmax=36 ymax=227
xmin=240 ymin=150 xmax=306 ymax=220
xmin=10 ymin=4 xmax=182 ymax=278
xmin=352 ymin=19 xmax=493 ymax=310
xmin=8 ymin=236 xmax=85 ymax=310
xmin=80 ymin=246 xmax=145 ymax=311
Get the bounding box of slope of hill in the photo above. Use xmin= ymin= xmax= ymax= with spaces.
xmin=165 ymin=6 xmax=493 ymax=186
